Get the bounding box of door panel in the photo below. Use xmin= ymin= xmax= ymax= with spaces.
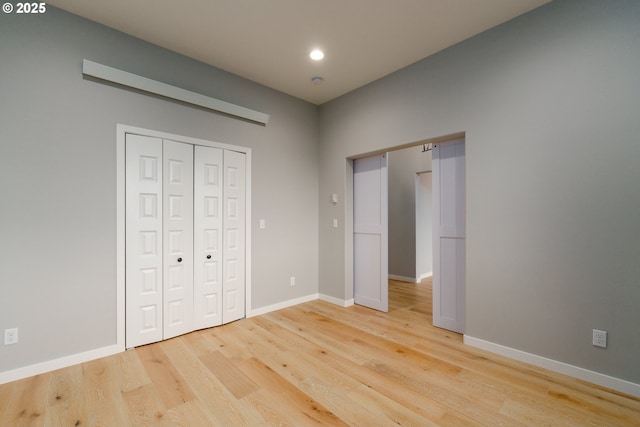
xmin=194 ymin=146 xmax=224 ymax=329
xmin=433 ymin=139 xmax=465 ymax=333
xmin=354 ymin=233 xmax=383 ymax=306
xmin=162 ymin=140 xmax=194 ymax=339
xmin=353 ymin=154 xmax=388 ymax=312
xmin=126 ymin=134 xmax=164 ymax=348
xmin=222 ymin=150 xmax=246 ymax=323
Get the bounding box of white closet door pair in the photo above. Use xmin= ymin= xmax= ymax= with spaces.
xmin=125 ymin=134 xmax=245 ymax=348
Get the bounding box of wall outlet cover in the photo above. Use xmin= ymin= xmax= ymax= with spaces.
xmin=4 ymin=328 xmax=18 ymax=345
xmin=592 ymin=329 xmax=607 ymax=348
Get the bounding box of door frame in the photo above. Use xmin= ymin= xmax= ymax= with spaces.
xmin=346 ymin=132 xmax=464 ymax=311
xmin=116 ymin=124 xmax=252 ymax=351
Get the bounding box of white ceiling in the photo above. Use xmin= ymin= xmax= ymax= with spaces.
xmin=48 ymin=0 xmax=550 ymax=105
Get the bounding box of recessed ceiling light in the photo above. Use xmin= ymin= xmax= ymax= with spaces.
xmin=310 ymin=49 xmax=324 ymax=61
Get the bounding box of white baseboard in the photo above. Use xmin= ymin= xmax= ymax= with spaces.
xmin=0 ymin=344 xmax=121 ymax=386
xmin=418 ymin=272 xmax=433 ymax=281
xmin=319 ymin=294 xmax=354 ymax=307
xmin=248 ymin=293 xmax=355 ymax=315
xmin=389 ymin=273 xmax=433 ymax=283
xmin=388 ymin=274 xmax=418 ymax=283
xmin=248 ymin=293 xmax=319 ymax=317
xmin=464 ymin=335 xmax=640 ymax=398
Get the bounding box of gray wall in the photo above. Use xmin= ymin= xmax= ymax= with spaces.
xmin=388 ymin=146 xmax=431 ymax=280
xmin=0 ymin=7 xmax=318 ymax=373
xmin=319 ymin=0 xmax=640 ymax=384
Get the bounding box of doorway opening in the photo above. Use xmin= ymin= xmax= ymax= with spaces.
xmin=349 ymin=132 xmax=465 ymax=334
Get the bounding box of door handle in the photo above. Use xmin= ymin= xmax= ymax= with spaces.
xmin=206 ymin=255 xmax=211 ymax=259
xmin=177 ymin=257 xmax=182 ymax=263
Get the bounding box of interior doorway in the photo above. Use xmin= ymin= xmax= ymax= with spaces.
xmin=387 ymin=145 xmax=433 ymax=283
xmin=349 ymin=133 xmax=465 ymax=334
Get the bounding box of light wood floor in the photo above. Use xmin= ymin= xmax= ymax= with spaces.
xmin=1 ymin=278 xmax=639 ymax=426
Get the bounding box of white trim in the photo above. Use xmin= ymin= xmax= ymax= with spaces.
xmin=418 ymin=272 xmax=433 ymax=281
xmin=388 ymin=274 xmax=419 ymax=283
xmin=245 ymin=292 xmax=356 ymax=316
xmin=83 ymin=60 xmax=269 ymax=125
xmin=0 ymin=345 xmax=120 ymax=385
xmin=464 ymin=335 xmax=640 ymax=398
xmin=116 ymin=128 xmax=126 ymax=351
xmin=387 ymin=274 xmax=432 ymax=283
xmin=248 ymin=294 xmax=319 ymax=317
xmin=245 ymin=154 xmax=253 ymax=325
xmin=116 ymin=124 xmax=252 ymax=351
xmin=320 ymin=294 xmax=355 ymax=307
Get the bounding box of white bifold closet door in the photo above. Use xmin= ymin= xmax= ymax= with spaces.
xmin=126 ymin=134 xmax=245 ymax=348
xmin=162 ymin=140 xmax=194 ymax=340
xmin=126 ymin=135 xmax=165 ymax=347
xmin=193 ymin=147 xmax=246 ymax=328
xmin=221 ymin=150 xmax=246 ymax=324
xmin=193 ymin=146 xmax=223 ymax=329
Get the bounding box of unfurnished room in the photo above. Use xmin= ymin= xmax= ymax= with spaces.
xmin=1 ymin=0 xmax=639 ymax=425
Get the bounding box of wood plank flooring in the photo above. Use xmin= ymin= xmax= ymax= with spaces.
xmin=1 ymin=278 xmax=639 ymax=426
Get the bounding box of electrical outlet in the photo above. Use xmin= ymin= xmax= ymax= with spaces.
xmin=4 ymin=328 xmax=18 ymax=345
xmin=290 ymin=276 xmax=296 ymax=287
xmin=592 ymin=329 xmax=607 ymax=348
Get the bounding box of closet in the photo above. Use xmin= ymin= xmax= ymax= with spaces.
xmin=125 ymin=133 xmax=246 ymax=348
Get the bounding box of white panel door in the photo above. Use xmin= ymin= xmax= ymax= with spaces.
xmin=432 ymin=139 xmax=465 ymax=333
xmin=194 ymin=146 xmax=224 ymax=329
xmin=125 ymin=134 xmax=164 ymax=348
xmin=162 ymin=140 xmax=194 ymax=339
xmin=222 ymin=150 xmax=246 ymax=323
xmin=353 ymin=154 xmax=388 ymax=312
